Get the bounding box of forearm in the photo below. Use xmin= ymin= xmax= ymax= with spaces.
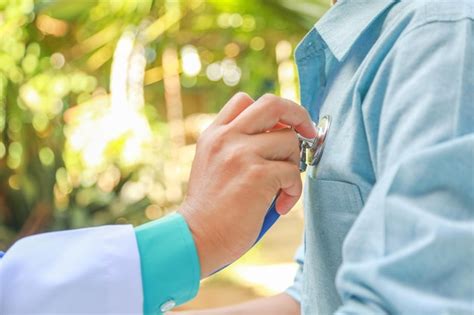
xmin=174 ymin=293 xmax=300 ymax=315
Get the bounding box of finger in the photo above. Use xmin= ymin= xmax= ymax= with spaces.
xmin=264 ymin=161 xmax=302 ymax=215
xmin=250 ymin=128 xmax=300 ymax=165
xmin=275 ymin=189 xmax=301 ymax=215
xmin=232 ymin=94 xmax=316 ymax=138
xmin=269 ymin=122 xmax=290 ymax=132
xmin=213 ymin=92 xmax=254 ymax=125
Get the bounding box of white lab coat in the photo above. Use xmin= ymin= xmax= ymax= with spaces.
xmin=0 ymin=225 xmax=143 ymax=314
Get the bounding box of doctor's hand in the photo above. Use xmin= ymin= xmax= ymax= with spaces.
xmin=178 ymin=93 xmax=316 ymax=277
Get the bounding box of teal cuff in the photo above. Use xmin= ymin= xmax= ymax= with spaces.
xmin=135 ymin=212 xmax=201 ymax=314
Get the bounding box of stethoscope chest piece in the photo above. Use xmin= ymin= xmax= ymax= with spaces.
xmin=298 ymin=115 xmax=331 ymax=172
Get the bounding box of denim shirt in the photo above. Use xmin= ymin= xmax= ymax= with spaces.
xmin=286 ymin=0 xmax=474 ymax=314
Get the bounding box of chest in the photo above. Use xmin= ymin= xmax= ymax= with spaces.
xmin=296 ymin=28 xmax=383 ymax=314
xmin=299 ymin=45 xmax=377 ymax=201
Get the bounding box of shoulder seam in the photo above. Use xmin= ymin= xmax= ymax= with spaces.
xmin=400 ymin=15 xmax=473 ymax=42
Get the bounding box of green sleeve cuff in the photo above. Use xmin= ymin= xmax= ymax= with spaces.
xmin=135 ymin=212 xmax=201 ymax=314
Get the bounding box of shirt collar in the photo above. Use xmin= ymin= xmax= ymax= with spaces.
xmin=315 ymin=0 xmax=397 ymax=61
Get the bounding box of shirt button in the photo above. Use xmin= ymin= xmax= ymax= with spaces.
xmin=160 ymin=299 xmax=176 ymax=313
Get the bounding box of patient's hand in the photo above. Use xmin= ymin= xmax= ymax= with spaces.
xmin=168 ymin=293 xmax=300 ymax=315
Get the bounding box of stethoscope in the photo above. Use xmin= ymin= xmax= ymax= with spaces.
xmin=214 ymin=115 xmax=331 ymax=274
xmin=256 ymin=115 xmax=331 ymax=242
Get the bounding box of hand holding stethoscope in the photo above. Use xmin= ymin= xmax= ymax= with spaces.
xmin=215 ymin=115 xmax=331 ymax=274
xmin=256 ymin=115 xmax=331 ymax=243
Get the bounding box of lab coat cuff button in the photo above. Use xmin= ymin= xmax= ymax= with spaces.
xmin=160 ymin=299 xmax=176 ymax=313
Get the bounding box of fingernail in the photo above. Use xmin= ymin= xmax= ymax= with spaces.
xmin=311 ymin=121 xmax=318 ymax=136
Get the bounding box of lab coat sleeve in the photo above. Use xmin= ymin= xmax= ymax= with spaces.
xmin=0 ymin=224 xmax=143 ymax=314
xmin=335 ymin=18 xmax=474 ymax=314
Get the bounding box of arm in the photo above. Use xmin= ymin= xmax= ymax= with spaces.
xmin=0 ymin=93 xmax=315 ymax=314
xmin=172 ymin=293 xmax=300 ymax=315
xmin=0 ymin=225 xmax=143 ymax=314
xmin=336 ymin=16 xmax=474 ymax=314
xmin=137 ymin=93 xmax=316 ymax=314
xmin=172 ymin=238 xmax=305 ymax=315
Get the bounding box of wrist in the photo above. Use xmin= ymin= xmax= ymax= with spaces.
xmin=178 ymin=205 xmax=220 ymax=278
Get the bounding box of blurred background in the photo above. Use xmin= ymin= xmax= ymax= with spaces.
xmin=0 ymin=0 xmax=329 ymax=309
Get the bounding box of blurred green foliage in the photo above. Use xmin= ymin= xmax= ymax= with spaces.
xmin=0 ymin=0 xmax=328 ymax=250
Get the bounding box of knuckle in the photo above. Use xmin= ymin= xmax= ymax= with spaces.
xmin=222 ymin=146 xmax=247 ymax=171
xmin=218 ymin=125 xmax=237 ymax=146
xmin=259 ymin=94 xmax=285 ymax=117
xmin=222 ymin=148 xmax=238 ymax=165
xmin=234 ymin=91 xmax=252 ymax=103
xmin=197 ymin=125 xmax=212 ymax=143
xmin=291 ymin=163 xmax=301 ymax=176
xmin=220 ymin=136 xmax=245 ymax=162
xmin=288 ymin=129 xmax=300 ymax=147
xmin=283 ymin=130 xmax=300 ymax=159
xmin=259 ymin=93 xmax=277 ymax=105
xmin=201 ymin=126 xmax=229 ymax=155
xmin=217 ymin=124 xmax=232 ymax=138
xmin=247 ymin=163 xmax=266 ymax=180
xmin=286 ymin=163 xmax=300 ymax=178
xmin=195 ymin=131 xmax=209 ymax=151
xmin=291 ymin=151 xmax=300 ymax=166
xmin=296 ymin=106 xmax=311 ymax=123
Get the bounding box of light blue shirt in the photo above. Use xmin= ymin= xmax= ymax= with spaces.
xmin=286 ymin=0 xmax=474 ymax=314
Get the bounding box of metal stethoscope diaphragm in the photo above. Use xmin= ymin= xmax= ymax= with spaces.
xmin=297 ymin=115 xmax=331 ymax=172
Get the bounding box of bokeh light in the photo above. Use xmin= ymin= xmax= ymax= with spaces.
xmin=181 ymin=45 xmax=202 ymax=77
xmin=206 ymin=62 xmax=223 ymax=81
xmin=250 ymin=36 xmax=265 ymax=51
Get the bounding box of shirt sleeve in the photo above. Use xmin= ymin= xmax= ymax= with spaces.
xmin=286 ymin=244 xmax=305 ymax=303
xmin=135 ymin=212 xmax=200 ymax=314
xmin=335 ymin=17 xmax=474 ymax=314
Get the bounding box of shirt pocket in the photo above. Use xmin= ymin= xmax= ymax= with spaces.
xmin=308 ymin=178 xmax=363 ymax=212
xmin=301 ymin=178 xmax=363 ymax=313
